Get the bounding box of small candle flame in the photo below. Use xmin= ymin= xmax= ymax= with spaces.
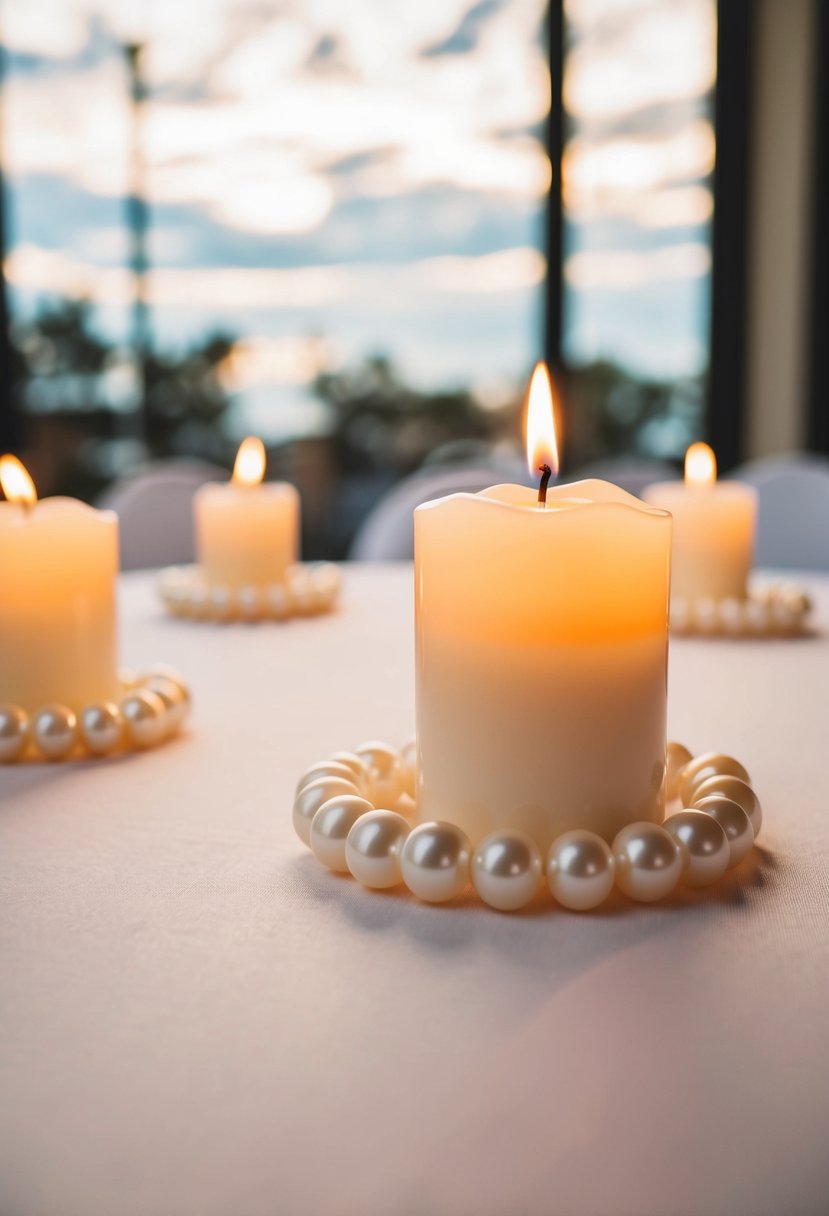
xmin=0 ymin=454 xmax=37 ymax=506
xmin=525 ymin=362 xmax=559 ymax=481
xmin=684 ymin=442 xmax=716 ymax=487
xmin=233 ymin=436 xmax=266 ymax=487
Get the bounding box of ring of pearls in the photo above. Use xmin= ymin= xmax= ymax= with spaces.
xmin=158 ymin=563 xmax=341 ymax=623
xmin=0 ymin=666 xmax=191 ymax=763
xmin=671 ymin=582 xmax=812 ymax=638
xmin=293 ymin=741 xmax=762 ymax=913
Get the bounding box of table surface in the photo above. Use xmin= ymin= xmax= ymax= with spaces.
xmin=2 ymin=566 xmax=828 ymax=1216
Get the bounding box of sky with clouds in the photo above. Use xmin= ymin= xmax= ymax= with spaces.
xmin=2 ymin=0 xmax=714 ymax=439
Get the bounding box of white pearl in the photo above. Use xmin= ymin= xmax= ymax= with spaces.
xmin=400 ymin=821 xmax=471 ymax=903
xmin=346 ymin=809 xmax=410 ymax=888
xmin=310 ymin=795 xmax=375 ymax=872
xmin=719 ymin=598 xmax=744 ymax=635
xmin=691 ymin=774 xmax=762 ymax=838
xmin=189 ymin=585 xmax=210 ymax=619
xmin=328 ymin=751 xmax=373 ymax=795
xmin=666 ymin=742 xmax=693 ymax=800
xmin=296 ymin=760 xmax=366 ymax=797
xmin=354 ymin=741 xmax=403 ymax=807
xmin=237 ymin=586 xmax=262 ymax=620
xmin=32 ymin=704 xmax=78 ymax=761
xmin=547 ymin=830 xmax=616 ymax=911
xmin=118 ymin=667 xmax=141 ymax=691
xmin=293 ymin=776 xmax=361 ymax=846
xmin=613 ymin=822 xmax=685 ymax=902
xmin=664 ymin=809 xmax=730 ymax=887
xmin=79 ymin=702 xmax=124 ymax=756
xmin=208 ymin=585 xmax=234 ymax=621
xmin=286 ymin=567 xmax=314 ymax=614
xmin=693 ymin=796 xmax=755 ymax=867
xmin=265 ymin=585 xmax=289 ymax=619
xmin=312 ymin=563 xmax=341 ymax=598
xmin=399 ymin=736 xmax=417 ymax=800
xmin=678 ymin=752 xmax=750 ymax=805
xmin=121 ymin=689 xmax=167 ymax=748
xmin=473 ymin=830 xmax=542 ymax=912
xmin=142 ymin=675 xmax=189 ymax=734
xmin=143 ymin=664 xmax=190 ymax=705
xmin=0 ymin=704 xmax=30 ymax=762
xmin=693 ymin=597 xmax=719 ymax=634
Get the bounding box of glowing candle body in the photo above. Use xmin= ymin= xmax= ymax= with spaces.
xmin=644 ymin=445 xmax=756 ymax=601
xmin=193 ymin=438 xmax=299 ymax=588
xmin=0 ymin=499 xmax=119 ymax=712
xmin=415 ymin=481 xmax=671 ymax=849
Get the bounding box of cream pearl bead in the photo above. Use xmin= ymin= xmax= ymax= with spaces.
xmin=121 ymin=689 xmax=167 ymax=748
xmin=664 ymin=809 xmax=730 ymax=887
xmin=295 ymin=760 xmax=360 ymax=797
xmin=142 ymin=675 xmax=189 ymax=734
xmin=293 ymin=776 xmax=361 ymax=846
xmin=354 ymin=741 xmax=403 ymax=807
xmin=399 ymin=737 xmax=417 ymax=800
xmin=472 ymin=830 xmax=542 ymax=912
xmin=666 ymin=742 xmax=693 ymax=800
xmin=265 ymin=585 xmax=289 ymax=619
xmin=345 ymin=809 xmax=410 ymax=888
xmin=691 ymin=775 xmax=762 ymax=839
xmin=310 ymin=795 xmax=375 ymax=872
xmin=328 ymin=751 xmax=373 ymax=795
xmin=143 ymin=665 xmax=191 ymax=712
xmin=613 ymin=822 xmax=685 ymax=902
xmin=208 ymin=586 xmax=234 ymax=622
xmin=79 ymin=702 xmax=124 ymax=756
xmin=0 ymin=704 xmax=29 ymax=762
xmin=547 ymin=830 xmax=616 ymax=911
xmin=400 ymin=821 xmax=471 ymax=904
xmin=693 ymin=796 xmax=755 ymax=867
xmin=118 ymin=667 xmax=141 ymax=691
xmin=678 ymin=752 xmax=750 ymax=805
xmin=32 ymin=704 xmax=78 ymax=761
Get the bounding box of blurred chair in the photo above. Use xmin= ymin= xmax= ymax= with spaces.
xmin=98 ymin=460 xmax=225 ymax=570
xmin=566 ymin=457 xmax=679 ymax=498
xmin=349 ymin=462 xmax=526 ymax=561
xmin=731 ymin=454 xmax=829 ymax=571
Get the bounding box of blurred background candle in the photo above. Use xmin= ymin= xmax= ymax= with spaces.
xmin=194 ymin=437 xmax=299 ymax=588
xmin=0 ymin=456 xmax=119 ymax=713
xmin=414 ymin=367 xmax=672 ymax=849
xmin=644 ymin=444 xmax=757 ymax=602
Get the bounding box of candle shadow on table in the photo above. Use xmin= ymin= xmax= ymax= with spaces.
xmin=284 ymin=844 xmax=782 ymax=968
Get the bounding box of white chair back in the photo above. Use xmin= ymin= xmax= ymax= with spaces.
xmin=731 ymin=454 xmax=829 ymax=571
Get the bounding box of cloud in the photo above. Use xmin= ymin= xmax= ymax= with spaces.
xmin=564 ymin=241 xmax=710 ymax=290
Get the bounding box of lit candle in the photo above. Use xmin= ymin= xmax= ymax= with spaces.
xmin=0 ymin=456 xmax=119 ymax=712
xmin=414 ymin=365 xmax=671 ymax=849
xmin=644 ymin=444 xmax=757 ymax=602
xmin=193 ymin=437 xmax=299 ymax=588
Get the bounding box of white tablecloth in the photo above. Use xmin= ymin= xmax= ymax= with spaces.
xmin=2 ymin=567 xmax=828 ymax=1216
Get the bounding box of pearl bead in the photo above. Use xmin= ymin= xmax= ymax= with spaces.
xmin=678 ymin=752 xmax=750 ymax=805
xmin=286 ymin=568 xmax=314 ymax=614
xmin=400 ymin=821 xmax=471 ymax=903
xmin=666 ymin=742 xmax=693 ymax=799
xmin=310 ymin=795 xmax=375 ymax=872
xmin=664 ymin=810 xmax=730 ymax=887
xmin=399 ymin=737 xmax=417 ymax=800
xmin=296 ymin=760 xmax=365 ymax=797
xmin=346 ymin=810 xmax=410 ymax=888
xmin=328 ymin=751 xmax=373 ymax=795
xmin=293 ymin=776 xmax=361 ymax=846
xmin=118 ymin=667 xmax=140 ymax=691
xmin=142 ymin=675 xmax=189 ymax=734
xmin=32 ymin=704 xmax=78 ymax=761
xmin=121 ymin=689 xmax=167 ymax=748
xmin=691 ymin=774 xmax=762 ymax=838
xmin=693 ymin=796 xmax=755 ymax=867
xmin=79 ymin=702 xmax=124 ymax=756
xmin=0 ymin=704 xmax=30 ymax=762
xmin=208 ymin=586 xmax=234 ymax=621
xmin=237 ymin=586 xmax=261 ymax=620
xmin=613 ymin=822 xmax=685 ymax=902
xmin=472 ymin=830 xmax=542 ymax=912
xmin=547 ymin=830 xmax=616 ymax=911
xmin=354 ymin=741 xmax=403 ymax=807
xmin=143 ymin=665 xmax=191 ymax=710
xmin=265 ymin=585 xmax=289 ymax=619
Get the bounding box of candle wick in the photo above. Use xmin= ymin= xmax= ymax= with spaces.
xmin=537 ymin=464 xmax=552 ymax=507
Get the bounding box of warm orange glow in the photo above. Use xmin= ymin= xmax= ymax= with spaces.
xmin=232 ymin=436 xmax=266 ymax=487
xmin=525 ymin=362 xmax=559 ymax=479
xmin=684 ymin=442 xmax=716 ymax=486
xmin=0 ymin=455 xmax=37 ymax=505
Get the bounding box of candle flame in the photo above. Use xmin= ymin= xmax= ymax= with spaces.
xmin=233 ymin=436 xmax=266 ymax=487
xmin=525 ymin=362 xmax=559 ymax=480
xmin=0 ymin=454 xmax=37 ymax=505
xmin=684 ymin=442 xmax=716 ymax=486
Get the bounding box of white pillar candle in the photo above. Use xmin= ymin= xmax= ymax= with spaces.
xmin=0 ymin=456 xmax=119 ymax=713
xmin=194 ymin=437 xmax=299 ymax=588
xmin=644 ymin=444 xmax=757 ymax=602
xmin=414 ymin=367 xmax=671 ymax=849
